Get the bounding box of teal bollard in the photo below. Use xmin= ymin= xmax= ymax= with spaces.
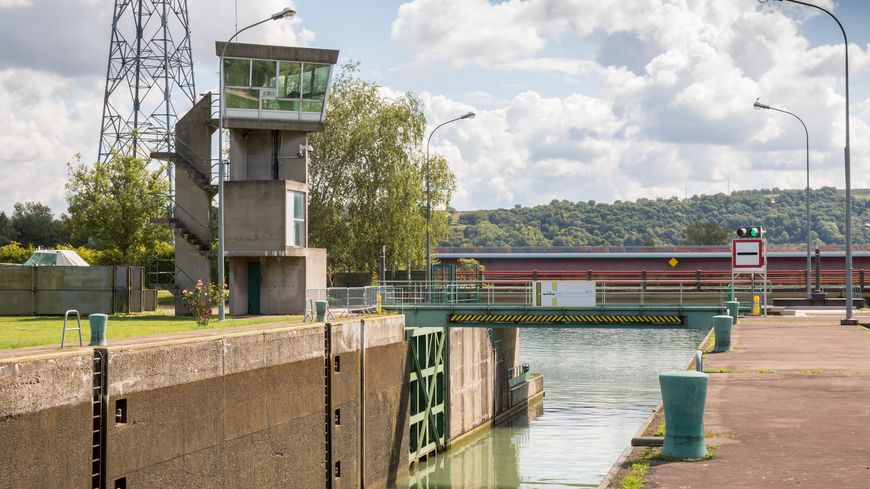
xmin=315 ymin=300 xmax=328 ymax=322
xmin=89 ymin=314 xmax=108 ymax=346
xmin=660 ymin=370 xmax=709 ymax=459
xmin=725 ymin=301 xmax=739 ymax=325
xmin=712 ymin=315 xmax=733 ymax=353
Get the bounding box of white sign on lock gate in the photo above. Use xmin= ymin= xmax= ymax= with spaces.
xmin=732 ymin=239 xmax=765 ymax=273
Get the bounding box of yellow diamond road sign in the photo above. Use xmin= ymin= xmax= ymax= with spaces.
xmin=668 ymin=257 xmax=679 ymax=268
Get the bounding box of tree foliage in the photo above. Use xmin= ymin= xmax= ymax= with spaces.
xmin=0 ymin=203 xmax=71 ymax=247
xmin=9 ymin=202 xmax=66 ymax=247
xmin=0 ymin=212 xmax=15 ymax=246
xmin=445 ymin=187 xmax=870 ymax=247
xmin=309 ymin=63 xmax=455 ymax=273
xmin=683 ymin=221 xmax=730 ymax=245
xmin=65 ymin=154 xmax=170 ymax=263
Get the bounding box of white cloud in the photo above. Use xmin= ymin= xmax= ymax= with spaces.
xmin=0 ymin=0 xmax=31 ymax=8
xmin=397 ymin=0 xmax=870 ymax=210
xmin=0 ymin=69 xmax=102 ymax=214
xmin=391 ymin=0 xmax=548 ymax=68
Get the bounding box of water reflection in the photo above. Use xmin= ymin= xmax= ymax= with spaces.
xmin=393 ymin=327 xmax=707 ymax=489
xmin=393 ymin=402 xmax=542 ymax=489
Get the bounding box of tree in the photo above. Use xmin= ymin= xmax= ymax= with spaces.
xmin=65 ymin=154 xmax=170 ymax=263
xmin=457 ymin=257 xmax=485 ymax=272
xmin=10 ymin=202 xmax=65 ymax=247
xmin=308 ymin=63 xmax=455 ymax=273
xmin=0 ymin=212 xmax=15 ymax=245
xmin=682 ymin=221 xmax=730 ymax=245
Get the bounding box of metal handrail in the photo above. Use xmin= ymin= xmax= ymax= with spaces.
xmin=61 ymin=310 xmax=83 ymax=348
xmin=375 ymin=278 xmax=838 ymax=308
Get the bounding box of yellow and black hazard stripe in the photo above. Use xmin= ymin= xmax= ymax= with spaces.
xmin=448 ymin=314 xmax=683 ymax=325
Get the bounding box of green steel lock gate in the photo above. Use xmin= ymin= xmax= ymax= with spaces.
xmin=407 ymin=327 xmax=447 ymax=463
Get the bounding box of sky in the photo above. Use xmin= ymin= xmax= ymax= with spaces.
xmin=1 ymin=0 xmax=870 ymax=214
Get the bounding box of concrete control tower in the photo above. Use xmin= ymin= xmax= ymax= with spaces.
xmin=161 ymin=42 xmax=338 ymax=315
xmin=219 ymin=42 xmax=338 ymax=315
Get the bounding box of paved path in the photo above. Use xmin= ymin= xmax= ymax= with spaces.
xmin=645 ymin=316 xmax=870 ymax=489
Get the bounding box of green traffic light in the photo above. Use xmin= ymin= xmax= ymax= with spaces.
xmin=735 ymin=226 xmax=763 ymax=238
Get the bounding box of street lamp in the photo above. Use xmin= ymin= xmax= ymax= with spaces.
xmin=761 ymin=0 xmax=854 ymax=323
xmin=753 ymin=99 xmax=812 ymax=300
xmin=217 ymin=7 xmax=296 ymax=320
xmin=425 ymin=111 xmax=475 ymax=283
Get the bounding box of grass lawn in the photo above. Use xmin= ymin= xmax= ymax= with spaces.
xmin=157 ymin=289 xmax=175 ymax=307
xmin=0 ymin=313 xmax=304 ymax=350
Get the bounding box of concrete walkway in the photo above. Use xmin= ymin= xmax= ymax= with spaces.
xmin=645 ymin=315 xmax=870 ymax=489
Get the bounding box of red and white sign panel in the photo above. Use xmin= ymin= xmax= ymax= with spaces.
xmin=732 ymin=239 xmax=765 ymax=272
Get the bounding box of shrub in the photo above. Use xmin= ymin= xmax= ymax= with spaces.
xmin=180 ymin=280 xmax=228 ymax=326
xmin=0 ymin=242 xmax=34 ymax=263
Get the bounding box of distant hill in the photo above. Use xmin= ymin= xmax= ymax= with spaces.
xmin=444 ymin=187 xmax=870 ymax=247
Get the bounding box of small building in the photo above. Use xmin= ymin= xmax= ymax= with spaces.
xmin=159 ymin=41 xmax=337 ymax=315
xmin=218 ymin=42 xmax=337 ymax=315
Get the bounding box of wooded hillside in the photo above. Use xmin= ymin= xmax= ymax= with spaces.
xmin=445 ymin=187 xmax=870 ymax=247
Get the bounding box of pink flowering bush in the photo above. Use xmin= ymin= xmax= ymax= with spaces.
xmin=180 ymin=280 xmax=228 ymax=326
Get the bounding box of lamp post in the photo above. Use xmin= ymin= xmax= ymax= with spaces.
xmin=425 ymin=111 xmax=475 ymax=283
xmin=762 ymin=0 xmax=854 ymax=323
xmin=753 ymin=100 xmax=812 ymax=300
xmin=217 ymin=7 xmax=296 ymax=321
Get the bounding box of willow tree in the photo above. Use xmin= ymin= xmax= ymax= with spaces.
xmin=309 ymin=64 xmax=455 ymax=274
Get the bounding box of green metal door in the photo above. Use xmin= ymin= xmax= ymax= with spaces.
xmin=248 ymin=261 xmax=260 ymax=315
xmin=407 ymin=326 xmax=447 ymax=463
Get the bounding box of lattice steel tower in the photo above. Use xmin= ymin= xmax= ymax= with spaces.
xmin=98 ymin=0 xmax=196 ymax=164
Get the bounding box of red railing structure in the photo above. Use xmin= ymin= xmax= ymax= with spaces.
xmin=447 ymin=268 xmax=866 ymax=293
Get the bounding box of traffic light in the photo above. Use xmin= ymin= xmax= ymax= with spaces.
xmin=736 ymin=227 xmax=763 ymax=238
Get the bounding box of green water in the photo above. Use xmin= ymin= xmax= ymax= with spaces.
xmin=393 ymin=327 xmax=708 ymax=488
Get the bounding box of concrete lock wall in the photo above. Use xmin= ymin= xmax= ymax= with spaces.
xmin=0 ymin=265 xmax=156 ymax=315
xmin=0 ymin=316 xmax=408 ymax=489
xmin=447 ymin=327 xmax=541 ymax=443
xmin=448 ymin=327 xmax=496 ymax=441
xmin=0 ymin=351 xmax=94 ymax=489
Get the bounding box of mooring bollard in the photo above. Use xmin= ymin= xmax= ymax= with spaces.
xmin=89 ymin=314 xmax=109 ymax=346
xmin=315 ymin=300 xmax=328 ymax=322
xmin=712 ymin=315 xmax=733 ymax=352
xmin=725 ymin=300 xmax=739 ymax=325
xmin=660 ymin=370 xmax=709 ymax=459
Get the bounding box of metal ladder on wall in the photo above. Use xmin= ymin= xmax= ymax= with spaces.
xmin=323 ymin=323 xmax=334 ymax=489
xmin=92 ymin=350 xmax=107 ymax=489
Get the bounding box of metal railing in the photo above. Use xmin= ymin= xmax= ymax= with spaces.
xmin=145 ymin=259 xmax=175 ymax=289
xmin=306 ymin=286 xmax=393 ymax=318
xmin=375 ymin=277 xmax=844 ymax=308
xmin=507 ymin=363 xmax=530 ymax=380
xmin=305 ymin=276 xmax=864 ymax=316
